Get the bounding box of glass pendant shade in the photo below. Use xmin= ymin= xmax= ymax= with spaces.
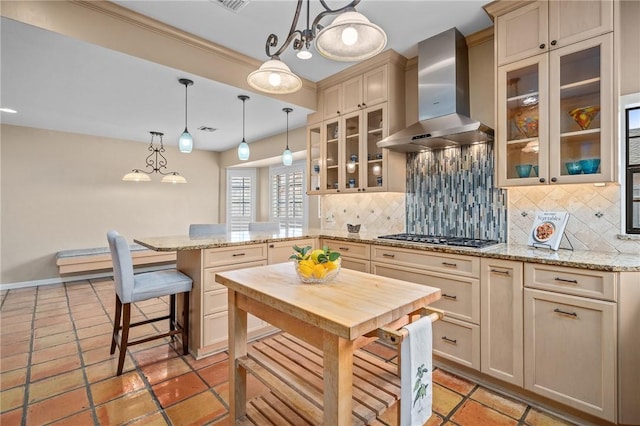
xmin=122 ymin=170 xmax=151 ymax=182
xmin=247 ymin=59 xmax=302 ymax=94
xmin=282 ymin=148 xmax=293 ymax=166
xmin=314 ymin=11 xmax=387 ymax=62
xmin=238 ymin=140 xmax=250 ymax=161
xmin=178 ymin=129 xmax=193 ymax=153
xmin=161 ymin=172 xmax=187 ymax=184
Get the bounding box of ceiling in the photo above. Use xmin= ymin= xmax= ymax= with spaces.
xmin=0 ymin=1 xmax=492 ymax=153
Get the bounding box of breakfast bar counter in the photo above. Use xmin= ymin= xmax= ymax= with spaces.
xmin=214 ymin=263 xmax=441 ymax=425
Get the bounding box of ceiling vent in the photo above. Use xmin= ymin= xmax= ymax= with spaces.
xmin=198 ymin=126 xmax=217 ymax=133
xmin=212 ymin=0 xmax=250 ymax=12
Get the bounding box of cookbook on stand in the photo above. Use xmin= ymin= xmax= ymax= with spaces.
xmin=527 ymin=211 xmax=570 ymax=251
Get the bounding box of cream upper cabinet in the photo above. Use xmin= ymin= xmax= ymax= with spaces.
xmin=493 ymin=0 xmax=613 ymax=66
xmin=308 ymin=51 xmax=406 ymax=194
xmin=341 ymin=65 xmax=389 ymax=115
xmin=322 ymin=84 xmax=342 ymax=119
xmin=497 ymin=33 xmax=614 ymax=186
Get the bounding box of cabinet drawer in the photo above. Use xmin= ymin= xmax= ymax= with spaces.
xmin=321 ymin=239 xmax=370 ymax=260
xmin=373 ymin=263 xmax=479 ymax=324
xmin=341 ymin=257 xmax=370 ymax=273
xmin=203 ymin=311 xmax=264 ymax=348
xmin=268 ymin=238 xmax=316 ymax=264
xmin=203 ymin=289 xmax=226 ymax=315
xmin=371 ymin=245 xmax=479 ymax=278
xmin=433 ymin=317 xmax=480 ymax=371
xmin=524 ymin=263 xmax=616 ymax=301
xmin=203 ymin=244 xmax=267 ymax=268
xmin=203 ymin=260 xmax=268 ymax=292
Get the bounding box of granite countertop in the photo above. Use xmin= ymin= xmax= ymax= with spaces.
xmin=135 ymin=229 xmax=640 ymax=272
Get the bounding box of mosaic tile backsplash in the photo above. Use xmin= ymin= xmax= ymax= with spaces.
xmin=406 ymin=143 xmax=508 ymax=241
xmin=508 ymin=184 xmax=640 ymax=254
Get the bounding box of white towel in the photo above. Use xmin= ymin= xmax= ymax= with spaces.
xmin=400 ymin=315 xmax=433 ymax=426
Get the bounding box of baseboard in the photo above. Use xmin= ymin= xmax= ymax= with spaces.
xmin=0 ymin=263 xmax=176 ymax=290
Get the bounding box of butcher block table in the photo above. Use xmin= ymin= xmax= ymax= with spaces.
xmin=215 ymin=262 xmax=441 ymax=425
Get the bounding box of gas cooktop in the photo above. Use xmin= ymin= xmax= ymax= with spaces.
xmin=378 ymin=234 xmax=499 ymax=249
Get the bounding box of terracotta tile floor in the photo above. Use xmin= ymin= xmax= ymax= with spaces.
xmin=0 ymin=279 xmax=579 ymax=426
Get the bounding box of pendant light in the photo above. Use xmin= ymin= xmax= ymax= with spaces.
xmin=178 ymin=78 xmax=194 ymax=153
xmin=237 ymin=95 xmax=250 ymax=161
xmin=282 ymin=107 xmax=293 ymax=166
xmin=122 ymin=131 xmax=187 ymax=183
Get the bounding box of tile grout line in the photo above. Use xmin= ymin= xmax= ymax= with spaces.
xmin=19 ymin=286 xmax=37 ymax=426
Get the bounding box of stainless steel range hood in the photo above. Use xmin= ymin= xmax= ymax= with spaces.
xmin=378 ymin=28 xmax=493 ymax=152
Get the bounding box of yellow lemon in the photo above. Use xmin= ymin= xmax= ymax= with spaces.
xmin=309 ymin=249 xmax=325 ymax=264
xmin=313 ymin=264 xmax=327 ymax=278
xmin=325 ymin=260 xmax=339 ymax=271
xmin=299 ymin=259 xmax=315 ymax=269
xmin=298 ymin=263 xmax=314 ymax=278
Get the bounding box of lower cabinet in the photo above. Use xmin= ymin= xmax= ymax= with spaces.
xmin=177 ymin=243 xmax=275 ymax=359
xmin=524 ymin=288 xmax=617 ymax=422
xmin=371 ymin=246 xmax=481 ymax=371
xmin=321 ymin=239 xmax=371 ymax=273
xmin=267 ymin=238 xmax=316 ymax=264
xmin=480 ymin=258 xmax=523 ymax=386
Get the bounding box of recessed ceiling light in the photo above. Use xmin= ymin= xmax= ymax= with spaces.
xmin=0 ymin=107 xmax=17 ymax=113
xmin=198 ymin=126 xmax=217 ymax=133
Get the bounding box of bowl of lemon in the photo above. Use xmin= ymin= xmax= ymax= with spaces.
xmin=290 ymin=245 xmax=341 ymax=284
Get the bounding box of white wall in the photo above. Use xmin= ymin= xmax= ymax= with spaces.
xmin=0 ymin=125 xmax=220 ymax=284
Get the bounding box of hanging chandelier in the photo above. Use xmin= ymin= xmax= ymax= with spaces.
xmin=247 ymin=0 xmax=387 ymax=95
xmin=122 ymin=131 xmax=187 ymax=183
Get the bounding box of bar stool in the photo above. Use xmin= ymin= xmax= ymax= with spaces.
xmin=107 ymin=230 xmax=192 ymax=375
xmin=188 ymin=223 xmax=226 ymax=238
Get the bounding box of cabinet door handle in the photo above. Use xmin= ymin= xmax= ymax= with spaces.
xmin=357 ymin=104 xmax=361 ymax=108
xmin=551 ymin=177 xmax=557 ymax=183
xmin=269 ymin=244 xmax=274 ymax=248
xmin=336 ymin=110 xmax=340 ymax=115
xmin=232 ymin=253 xmax=246 ymax=257
xmin=550 ymin=40 xmax=557 ymax=46
xmin=554 ymin=308 xmax=577 ymax=317
xmin=539 ymin=43 xmax=546 ymax=49
xmin=382 ymin=253 xmax=395 ymax=258
xmin=442 ymin=293 xmax=457 ymax=300
xmin=490 ymin=269 xmax=510 ymax=276
xmin=441 ymin=336 xmax=457 ymax=344
xmin=442 ymin=262 xmax=457 ymax=268
xmin=362 ymin=102 xmax=367 ymax=107
xmin=338 ymin=247 xmax=350 ymax=251
xmin=554 ymin=277 xmax=578 ymax=284
xmin=539 ymin=178 xmax=546 ymax=183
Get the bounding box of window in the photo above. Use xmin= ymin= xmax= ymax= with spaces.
xmin=227 ymin=169 xmax=256 ymax=232
xmin=625 ymin=106 xmax=640 ymax=234
xmin=270 ymin=163 xmax=307 ymax=230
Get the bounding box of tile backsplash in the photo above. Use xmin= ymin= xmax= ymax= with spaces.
xmin=320 ymin=192 xmax=405 ymax=234
xmin=406 ymin=143 xmax=508 ymax=241
xmin=508 ymin=184 xmax=640 ymax=253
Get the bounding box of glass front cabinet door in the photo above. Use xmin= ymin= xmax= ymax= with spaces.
xmin=306 ymin=123 xmax=322 ymax=194
xmin=497 ymin=33 xmax=614 ymax=186
xmin=324 ymin=118 xmax=341 ymax=193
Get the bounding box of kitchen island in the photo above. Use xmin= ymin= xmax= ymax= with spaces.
xmin=215 ymin=263 xmax=441 ymax=425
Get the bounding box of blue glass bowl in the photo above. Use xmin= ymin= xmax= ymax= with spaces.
xmin=579 ymin=158 xmax=601 ymax=174
xmin=515 ymin=164 xmax=532 ymax=178
xmin=565 ymin=161 xmax=582 ymax=175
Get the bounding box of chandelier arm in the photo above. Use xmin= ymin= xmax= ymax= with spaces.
xmin=266 ymin=0 xmax=305 ymax=58
xmin=311 ymin=0 xmax=359 ymax=33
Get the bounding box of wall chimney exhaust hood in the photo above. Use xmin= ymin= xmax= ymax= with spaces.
xmin=378 ymin=28 xmax=493 ymax=152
